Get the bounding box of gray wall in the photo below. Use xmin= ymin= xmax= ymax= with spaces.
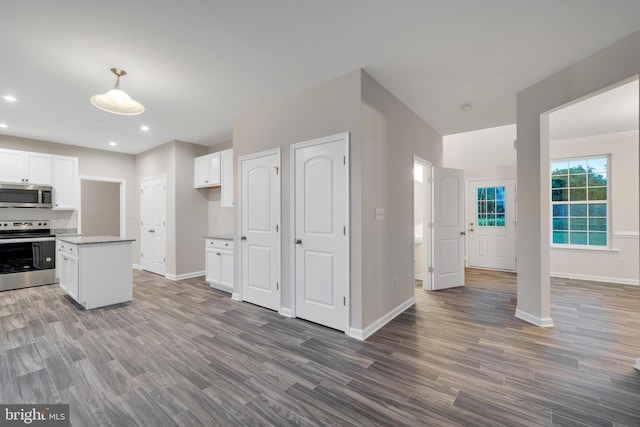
xmin=233 ymin=69 xmax=362 ymax=320
xmin=81 ymin=180 xmax=120 ymax=236
xmin=174 ymin=140 xmax=209 ymax=275
xmin=516 ymin=30 xmax=640 ymax=324
xmin=136 ymin=140 xmax=209 ymax=277
xmin=360 ymin=71 xmax=442 ymax=329
xmin=233 ymin=69 xmax=443 ymax=333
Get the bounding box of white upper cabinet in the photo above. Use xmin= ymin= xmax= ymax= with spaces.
xmin=221 ymin=149 xmax=233 ymax=208
xmin=194 ymin=152 xmax=221 ymax=188
xmin=0 ymin=149 xmax=52 ymax=184
xmin=52 ymin=155 xmax=79 ymax=210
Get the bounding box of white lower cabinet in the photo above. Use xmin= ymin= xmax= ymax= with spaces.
xmin=205 ymin=238 xmax=233 ymax=293
xmin=58 ymin=242 xmax=79 ymax=300
xmin=58 ymin=238 xmax=133 ymax=309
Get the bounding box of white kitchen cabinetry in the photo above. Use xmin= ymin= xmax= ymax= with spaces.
xmin=205 ymin=238 xmax=233 ymax=293
xmin=194 ymin=152 xmax=221 ymax=188
xmin=57 ymin=241 xmax=79 ymax=300
xmin=57 ymin=236 xmax=133 ymax=309
xmin=52 ymin=155 xmax=79 ymax=210
xmin=0 ymin=149 xmax=52 ymax=184
xmin=220 ymin=149 xmax=234 ymax=208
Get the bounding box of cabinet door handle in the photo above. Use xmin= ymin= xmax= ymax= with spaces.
xmin=216 ymin=252 xmax=221 ymax=256
xmin=295 ymin=239 xmax=302 ymax=245
xmin=240 ymin=236 xmax=246 ymax=241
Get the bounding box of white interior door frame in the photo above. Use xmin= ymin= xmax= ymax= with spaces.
xmin=236 ymin=148 xmax=282 ymax=310
xmin=413 ymin=156 xmax=433 ymax=292
xmin=78 ymin=175 xmax=127 ymax=237
xmin=290 ymin=132 xmax=350 ymax=332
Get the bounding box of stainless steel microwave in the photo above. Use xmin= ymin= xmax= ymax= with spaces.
xmin=0 ymin=183 xmax=53 ymax=208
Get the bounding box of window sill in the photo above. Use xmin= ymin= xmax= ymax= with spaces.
xmin=550 ymin=245 xmax=620 ymax=253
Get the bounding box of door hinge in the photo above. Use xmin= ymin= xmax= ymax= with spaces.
xmin=343 ymin=296 xmax=346 ymax=306
xmin=141 ymin=252 xmax=143 ymax=258
xmin=343 ymin=156 xmax=346 ymax=165
xmin=164 ymin=258 xmax=166 ymax=263
xmin=276 ymin=224 xmax=279 ymax=232
xmin=276 ymin=282 xmax=279 ymax=290
xmin=343 ymin=226 xmax=346 ymax=235
xmin=428 ymin=266 xmax=434 ymax=273
xmin=274 ymin=166 xmax=279 ymax=175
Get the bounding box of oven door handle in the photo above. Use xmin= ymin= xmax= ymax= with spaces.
xmin=0 ymin=237 xmax=56 ymax=244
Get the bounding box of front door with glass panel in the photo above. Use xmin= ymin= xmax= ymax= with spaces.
xmin=467 ymin=179 xmax=516 ymax=271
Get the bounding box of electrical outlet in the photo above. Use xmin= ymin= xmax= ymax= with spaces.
xmin=617 ymin=258 xmax=625 ymax=266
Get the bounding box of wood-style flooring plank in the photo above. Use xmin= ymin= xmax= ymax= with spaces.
xmin=0 ymin=268 xmax=638 ymax=426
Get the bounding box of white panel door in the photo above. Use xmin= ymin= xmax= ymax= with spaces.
xmin=141 ymin=176 xmax=166 ymax=276
xmin=433 ymin=167 xmax=464 ymax=290
xmin=293 ymin=133 xmax=349 ymax=332
xmin=240 ymin=150 xmax=280 ymax=311
xmin=468 ymin=179 xmax=516 ymax=271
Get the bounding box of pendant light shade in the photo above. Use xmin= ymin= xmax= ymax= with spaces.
xmin=91 ymin=68 xmax=144 ymax=115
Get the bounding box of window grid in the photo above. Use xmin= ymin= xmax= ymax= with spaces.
xmin=551 ymin=157 xmax=608 ymax=247
xmin=477 ymin=186 xmax=506 ymax=227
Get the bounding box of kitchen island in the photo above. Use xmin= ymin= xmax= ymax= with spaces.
xmin=57 ymin=235 xmax=135 ymax=309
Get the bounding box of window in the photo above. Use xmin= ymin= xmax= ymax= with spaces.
xmin=551 ymin=156 xmax=608 ymax=247
xmin=477 ymin=186 xmax=506 ymax=227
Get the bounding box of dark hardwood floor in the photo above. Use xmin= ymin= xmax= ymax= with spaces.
xmin=1 ymin=269 xmax=639 ymax=426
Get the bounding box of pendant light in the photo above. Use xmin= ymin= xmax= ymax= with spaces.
xmin=90 ymin=68 xmax=145 ymax=115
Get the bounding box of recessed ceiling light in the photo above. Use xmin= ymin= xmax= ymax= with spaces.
xmin=460 ymin=103 xmax=473 ymax=112
xmin=3 ymin=95 xmax=17 ymax=102
xmin=109 ymin=141 xmax=117 ymax=147
xmin=0 ymin=123 xmax=8 ymax=128
xmin=140 ymin=125 xmax=149 ymax=131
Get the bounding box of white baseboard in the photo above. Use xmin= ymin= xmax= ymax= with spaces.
xmin=348 ymin=297 xmax=416 ymax=341
xmin=231 ymin=292 xmax=241 ymax=301
xmin=207 ymin=281 xmax=232 ymax=293
xmin=515 ymin=308 xmax=554 ymax=327
xmin=132 ymin=264 xmax=143 ymax=270
xmin=634 ymin=358 xmax=640 ymax=371
xmin=279 ymin=307 xmax=293 ymax=318
xmin=414 ymin=274 xmax=424 ymax=280
xmin=165 ymin=270 xmax=205 ymax=281
xmin=551 ymin=272 xmax=639 ymax=286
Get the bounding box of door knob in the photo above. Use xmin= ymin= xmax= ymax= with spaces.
xmin=295 ymin=239 xmax=302 ymax=245
xmin=460 ymin=232 xmax=466 ymax=236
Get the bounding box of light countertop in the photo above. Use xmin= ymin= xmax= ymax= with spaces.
xmin=204 ymin=234 xmax=233 ymax=241
xmin=56 ymin=235 xmax=136 ymax=245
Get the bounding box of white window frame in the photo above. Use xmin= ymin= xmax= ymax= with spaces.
xmin=550 ymin=154 xmax=611 ymax=249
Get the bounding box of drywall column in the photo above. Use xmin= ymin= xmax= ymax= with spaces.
xmin=515 ymin=27 xmax=640 ymax=353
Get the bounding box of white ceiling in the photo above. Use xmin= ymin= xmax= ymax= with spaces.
xmin=550 ymin=79 xmax=639 ymax=141
xmin=1 ymin=1 xmax=639 ymax=154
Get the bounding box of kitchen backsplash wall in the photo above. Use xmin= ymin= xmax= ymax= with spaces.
xmin=207 ymin=187 xmax=234 ymax=235
xmin=0 ymin=208 xmax=76 ymax=231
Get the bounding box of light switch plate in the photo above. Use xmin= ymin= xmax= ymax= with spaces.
xmin=375 ymin=208 xmax=385 ymax=220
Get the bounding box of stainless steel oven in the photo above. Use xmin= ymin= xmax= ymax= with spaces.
xmin=0 ymin=221 xmax=56 ymax=291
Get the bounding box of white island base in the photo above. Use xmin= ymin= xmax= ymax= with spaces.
xmin=57 ymin=236 xmax=134 ymax=309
